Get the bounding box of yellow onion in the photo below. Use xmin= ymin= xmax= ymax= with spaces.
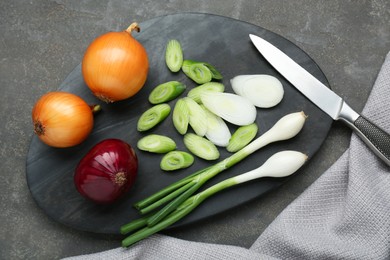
xmin=82 ymin=22 xmax=149 ymax=103
xmin=32 ymin=92 xmax=99 ymax=148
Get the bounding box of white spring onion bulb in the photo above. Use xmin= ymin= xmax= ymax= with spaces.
xmin=200 ymin=92 xmax=257 ymax=126
xmin=231 ymin=74 xmax=284 ymax=108
xmin=243 ymin=111 xmax=307 ymax=154
xmin=233 ymin=151 xmax=308 ymax=183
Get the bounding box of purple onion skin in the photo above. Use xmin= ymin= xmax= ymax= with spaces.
xmin=74 ymin=139 xmax=138 ymax=204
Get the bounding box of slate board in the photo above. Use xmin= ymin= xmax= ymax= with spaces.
xmin=26 ymin=13 xmax=333 ymax=235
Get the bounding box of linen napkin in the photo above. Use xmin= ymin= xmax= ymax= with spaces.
xmin=64 ymin=51 xmax=390 ymax=260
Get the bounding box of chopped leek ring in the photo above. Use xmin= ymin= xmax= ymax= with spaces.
xmin=182 ymin=60 xmax=212 ymax=84
xmin=183 ymin=97 xmax=208 ymax=136
xmin=160 ymin=151 xmax=194 ymax=171
xmin=203 ymin=62 xmax=222 ymax=80
xmin=137 ymin=134 xmax=176 ymax=153
xmin=184 ymin=133 xmax=219 ymax=160
xmin=137 ymin=104 xmax=171 ymax=132
xmin=149 ymin=81 xmax=186 ymax=104
xmin=172 ymin=99 xmax=189 ymax=135
xmin=165 ymin=39 xmax=183 ymax=72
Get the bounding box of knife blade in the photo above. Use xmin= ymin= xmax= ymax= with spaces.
xmin=249 ymin=34 xmax=390 ymax=166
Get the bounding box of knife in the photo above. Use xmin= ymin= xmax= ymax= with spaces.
xmin=249 ymin=34 xmax=390 ymax=166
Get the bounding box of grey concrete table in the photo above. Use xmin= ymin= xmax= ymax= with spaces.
xmin=1 ymin=1 xmax=389 ymax=259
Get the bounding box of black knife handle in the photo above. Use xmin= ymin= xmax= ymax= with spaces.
xmin=352 ymin=116 xmax=390 ymax=166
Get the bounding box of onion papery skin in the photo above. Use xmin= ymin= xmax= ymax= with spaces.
xmin=82 ymin=23 xmax=149 ymax=103
xmin=74 ymin=139 xmax=138 ymax=204
xmin=32 ymin=92 xmax=94 ymax=148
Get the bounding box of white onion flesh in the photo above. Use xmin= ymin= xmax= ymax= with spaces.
xmin=234 ymin=151 xmax=308 ymax=183
xmin=200 ymin=92 xmax=257 ymax=126
xmin=201 ymin=105 xmax=231 ymax=147
xmin=230 ymin=74 xmax=284 ymax=108
xmin=183 ymin=97 xmax=208 ymax=136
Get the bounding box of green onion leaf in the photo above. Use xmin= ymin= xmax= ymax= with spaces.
xmin=120 ymin=215 xmax=150 ymax=235
xmin=148 ymin=81 xmax=186 ymax=104
xmin=203 ymin=62 xmax=222 ymax=80
xmin=227 ymin=123 xmax=258 ymax=152
xmin=137 ymin=104 xmax=171 ymax=132
xmin=165 ymin=39 xmax=183 ymax=72
xmin=187 ymin=82 xmax=225 ymax=103
xmin=172 ymin=99 xmax=189 ymax=135
xmin=182 ymin=60 xmax=212 ymax=84
xmin=137 ymin=134 xmax=176 ymax=153
xmin=184 ymin=133 xmax=219 ymax=160
xmin=160 ymin=151 xmax=194 ymax=171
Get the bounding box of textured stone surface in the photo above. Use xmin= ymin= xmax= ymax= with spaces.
xmin=1 ymin=1 xmax=389 ymax=259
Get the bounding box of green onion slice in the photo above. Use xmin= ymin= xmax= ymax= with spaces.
xmin=137 ymin=104 xmax=171 ymax=132
xmin=165 ymin=39 xmax=183 ymax=72
xmin=137 ymin=134 xmax=176 ymax=153
xmin=183 ymin=97 xmax=208 ymax=136
xmin=184 ymin=133 xmax=219 ymax=160
xmin=182 ymin=60 xmax=212 ymax=84
xmin=202 ymin=105 xmax=231 ymax=147
xmin=203 ymin=62 xmax=223 ymax=80
xmin=148 ymin=81 xmax=186 ymax=104
xmin=227 ymin=123 xmax=258 ymax=152
xmin=160 ymin=151 xmax=194 ymax=171
xmin=172 ymin=98 xmax=189 ymax=135
xmin=187 ymin=82 xmax=225 ymax=103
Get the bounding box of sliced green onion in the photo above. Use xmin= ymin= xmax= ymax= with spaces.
xmin=148 ymin=81 xmax=186 ymax=104
xmin=227 ymin=123 xmax=258 ymax=152
xmin=182 ymin=60 xmax=212 ymax=84
xmin=183 ymin=97 xmax=208 ymax=136
xmin=203 ymin=62 xmax=222 ymax=80
xmin=160 ymin=151 xmax=194 ymax=171
xmin=165 ymin=39 xmax=183 ymax=72
xmin=172 ymin=98 xmax=189 ymax=135
xmin=187 ymin=82 xmax=225 ymax=103
xmin=202 ymin=105 xmax=231 ymax=147
xmin=137 ymin=134 xmax=176 ymax=153
xmin=201 ymin=92 xmax=256 ymax=126
xmin=183 ymin=133 xmax=219 ymax=160
xmin=137 ymin=104 xmax=171 ymax=132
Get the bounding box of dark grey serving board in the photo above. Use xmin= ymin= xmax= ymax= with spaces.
xmin=26 ymin=13 xmax=332 ymax=235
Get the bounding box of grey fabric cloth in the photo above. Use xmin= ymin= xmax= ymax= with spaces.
xmin=64 ymin=51 xmax=390 ymax=260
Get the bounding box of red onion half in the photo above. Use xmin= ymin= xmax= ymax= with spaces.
xmin=74 ymin=139 xmax=138 ymax=204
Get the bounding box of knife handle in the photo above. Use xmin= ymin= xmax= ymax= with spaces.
xmin=349 ymin=116 xmax=390 ymax=166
